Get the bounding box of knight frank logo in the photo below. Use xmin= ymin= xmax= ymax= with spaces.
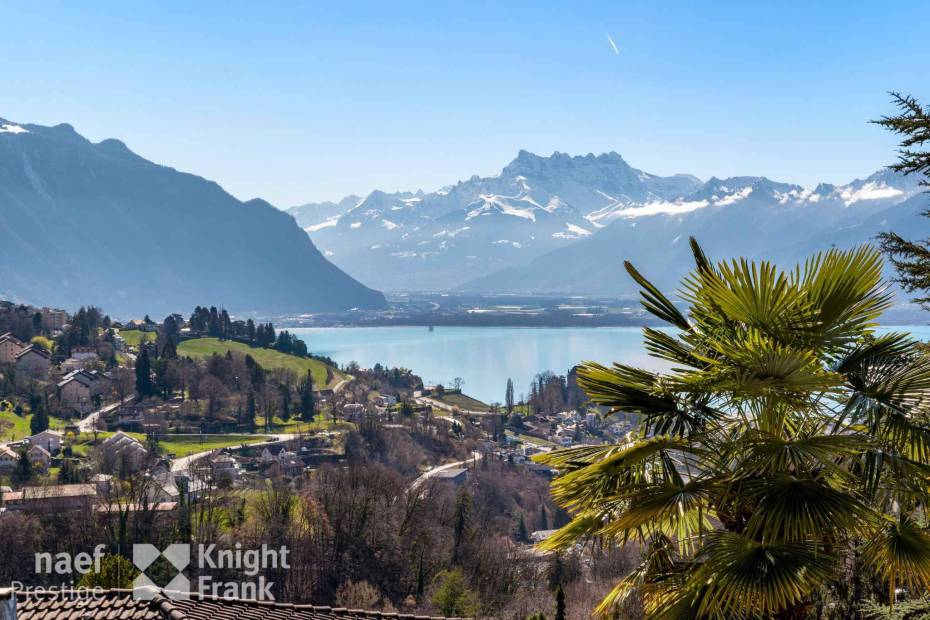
xmin=131 ymin=543 xmax=290 ymax=601
xmin=132 ymin=544 xmax=191 ymax=600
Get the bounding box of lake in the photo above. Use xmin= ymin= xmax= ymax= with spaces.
xmin=290 ymin=324 xmax=930 ymax=405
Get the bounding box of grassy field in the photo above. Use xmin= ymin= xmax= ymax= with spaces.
xmin=435 ymin=392 xmax=491 ymax=412
xmin=256 ymin=414 xmax=355 ymax=434
xmin=117 ymin=329 xmax=157 ymax=346
xmin=177 ymin=338 xmax=342 ymax=387
xmin=73 ymin=432 xmax=269 ymax=457
xmin=0 ymin=408 xmax=69 ymax=443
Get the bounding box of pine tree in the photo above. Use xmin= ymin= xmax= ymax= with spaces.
xmin=555 ymin=586 xmax=566 ymax=620
xmin=538 ymin=504 xmax=549 ymax=530
xmin=517 ymin=512 xmax=529 ymax=542
xmin=29 ymin=404 xmax=49 ymax=436
xmin=135 ymin=347 xmax=153 ymax=397
xmin=246 ymin=389 xmax=257 ymax=432
xmin=12 ymin=449 xmax=33 ymax=486
xmin=452 ymin=486 xmax=472 ymax=564
xmin=875 ymin=93 xmax=930 ymax=305
xmin=505 ymin=377 xmax=515 ymax=414
xmin=279 ymin=383 xmax=291 ymax=421
xmin=299 ymin=370 xmax=315 ymax=422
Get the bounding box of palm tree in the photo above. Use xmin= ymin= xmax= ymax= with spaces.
xmin=536 ymin=240 xmax=930 ymax=619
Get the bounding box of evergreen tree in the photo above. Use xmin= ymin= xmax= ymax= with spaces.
xmin=279 ymin=383 xmax=291 ymax=421
xmin=246 ymin=389 xmax=257 ymax=432
xmin=452 ymin=486 xmax=472 ymax=564
xmin=29 ymin=404 xmax=49 ymax=436
xmin=516 ymin=512 xmax=529 ymax=542
xmin=555 ymin=585 xmax=566 ymax=620
xmin=12 ymin=448 xmax=33 ymax=486
xmin=876 ymin=93 xmax=930 ymax=304
xmin=135 ymin=347 xmax=153 ymax=397
xmin=538 ymin=504 xmax=549 ymax=531
xmin=299 ymin=370 xmax=315 ymax=422
xmin=431 ymin=569 xmax=477 ymax=618
xmin=505 ymin=377 xmax=515 ymax=414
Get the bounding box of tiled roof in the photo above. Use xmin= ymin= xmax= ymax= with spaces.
xmin=7 ymin=589 xmax=468 ymax=620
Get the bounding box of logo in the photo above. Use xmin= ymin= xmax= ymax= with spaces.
xmin=132 ymin=544 xmax=191 ymax=600
xmin=32 ymin=543 xmax=289 ymax=602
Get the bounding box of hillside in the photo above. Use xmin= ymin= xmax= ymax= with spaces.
xmin=176 ymin=337 xmax=343 ymax=388
xmin=0 ymin=118 xmax=387 ymax=316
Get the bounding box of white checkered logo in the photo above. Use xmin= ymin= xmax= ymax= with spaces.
xmin=132 ymin=543 xmax=191 ymax=600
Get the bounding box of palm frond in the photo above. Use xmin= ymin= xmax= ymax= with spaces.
xmin=862 ymin=514 xmax=930 ymax=596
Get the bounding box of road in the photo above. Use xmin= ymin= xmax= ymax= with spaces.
xmin=170 ymin=432 xmax=301 ymax=472
xmin=78 ymin=396 xmax=136 ymax=433
xmin=414 ymin=396 xmax=491 ymax=417
xmin=408 ymin=450 xmax=482 ymax=492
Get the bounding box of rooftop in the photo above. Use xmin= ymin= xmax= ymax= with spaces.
xmin=2 ymin=588 xmax=468 ymax=620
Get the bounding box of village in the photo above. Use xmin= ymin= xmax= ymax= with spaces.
xmin=0 ymin=301 xmax=629 ymax=526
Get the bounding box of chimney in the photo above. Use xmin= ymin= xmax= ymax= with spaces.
xmin=0 ymin=588 xmax=16 ymax=620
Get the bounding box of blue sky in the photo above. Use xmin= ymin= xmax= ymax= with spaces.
xmin=2 ymin=1 xmax=928 ymax=206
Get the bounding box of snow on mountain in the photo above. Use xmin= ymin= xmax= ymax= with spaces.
xmin=287 ymin=150 xmax=923 ymax=293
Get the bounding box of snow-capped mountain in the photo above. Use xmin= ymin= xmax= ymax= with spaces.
xmin=287 ymin=151 xmax=703 ymax=289
xmin=461 ymin=168 xmax=925 ymax=296
xmin=288 ymin=150 xmax=923 ymax=293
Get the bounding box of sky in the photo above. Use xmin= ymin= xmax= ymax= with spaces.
xmin=1 ymin=1 xmax=928 ymax=207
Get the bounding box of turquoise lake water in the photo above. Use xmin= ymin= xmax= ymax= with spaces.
xmin=290 ymin=325 xmax=930 ymax=404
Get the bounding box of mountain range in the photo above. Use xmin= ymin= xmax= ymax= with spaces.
xmin=289 ymin=151 xmax=928 ymax=296
xmin=0 ymin=118 xmax=386 ymax=317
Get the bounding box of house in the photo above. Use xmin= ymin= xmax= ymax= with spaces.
xmin=27 ymin=429 xmax=63 ymax=453
xmin=27 ymin=444 xmax=51 ymax=470
xmin=0 ymin=483 xmax=97 ymax=511
xmin=211 ymin=454 xmax=241 ymax=482
xmin=2 ymin=587 xmax=467 ymax=620
xmin=58 ymin=371 xmax=99 ymax=413
xmin=0 ymin=445 xmax=18 ymax=471
xmin=432 ymin=468 xmax=468 ymax=486
xmin=147 ymin=468 xmax=209 ymax=503
xmin=15 ymin=345 xmax=51 ymax=380
xmin=115 ymin=404 xmax=145 ymax=430
xmin=101 ymin=431 xmax=149 ymax=470
xmin=374 ymin=394 xmax=398 ymax=407
xmin=342 ymin=402 xmax=365 ymax=422
xmin=91 ymin=473 xmax=113 ymax=495
xmin=70 ymin=346 xmax=98 ymax=361
xmin=0 ymin=333 xmax=25 ymax=364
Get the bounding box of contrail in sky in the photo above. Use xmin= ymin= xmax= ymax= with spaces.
xmin=606 ymin=34 xmax=620 ymax=55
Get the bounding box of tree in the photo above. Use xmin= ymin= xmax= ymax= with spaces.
xmin=516 ymin=512 xmax=529 ymax=543
xmin=299 ymin=370 xmax=315 ymax=422
xmin=536 ymin=240 xmax=930 ymax=618
xmin=555 ymin=585 xmax=566 ymax=620
xmin=77 ymin=554 xmax=139 ymax=589
xmin=29 ymin=404 xmax=49 ymax=436
xmin=431 ymin=569 xmax=478 ymax=618
xmin=12 ymin=448 xmax=33 ymax=486
xmin=505 ymin=377 xmax=515 ymax=415
xmin=876 ymin=93 xmax=930 ymax=305
xmin=452 ymin=486 xmax=472 ymax=564
xmin=135 ymin=346 xmax=153 ymax=397
xmin=452 ymin=377 xmax=464 ymax=391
